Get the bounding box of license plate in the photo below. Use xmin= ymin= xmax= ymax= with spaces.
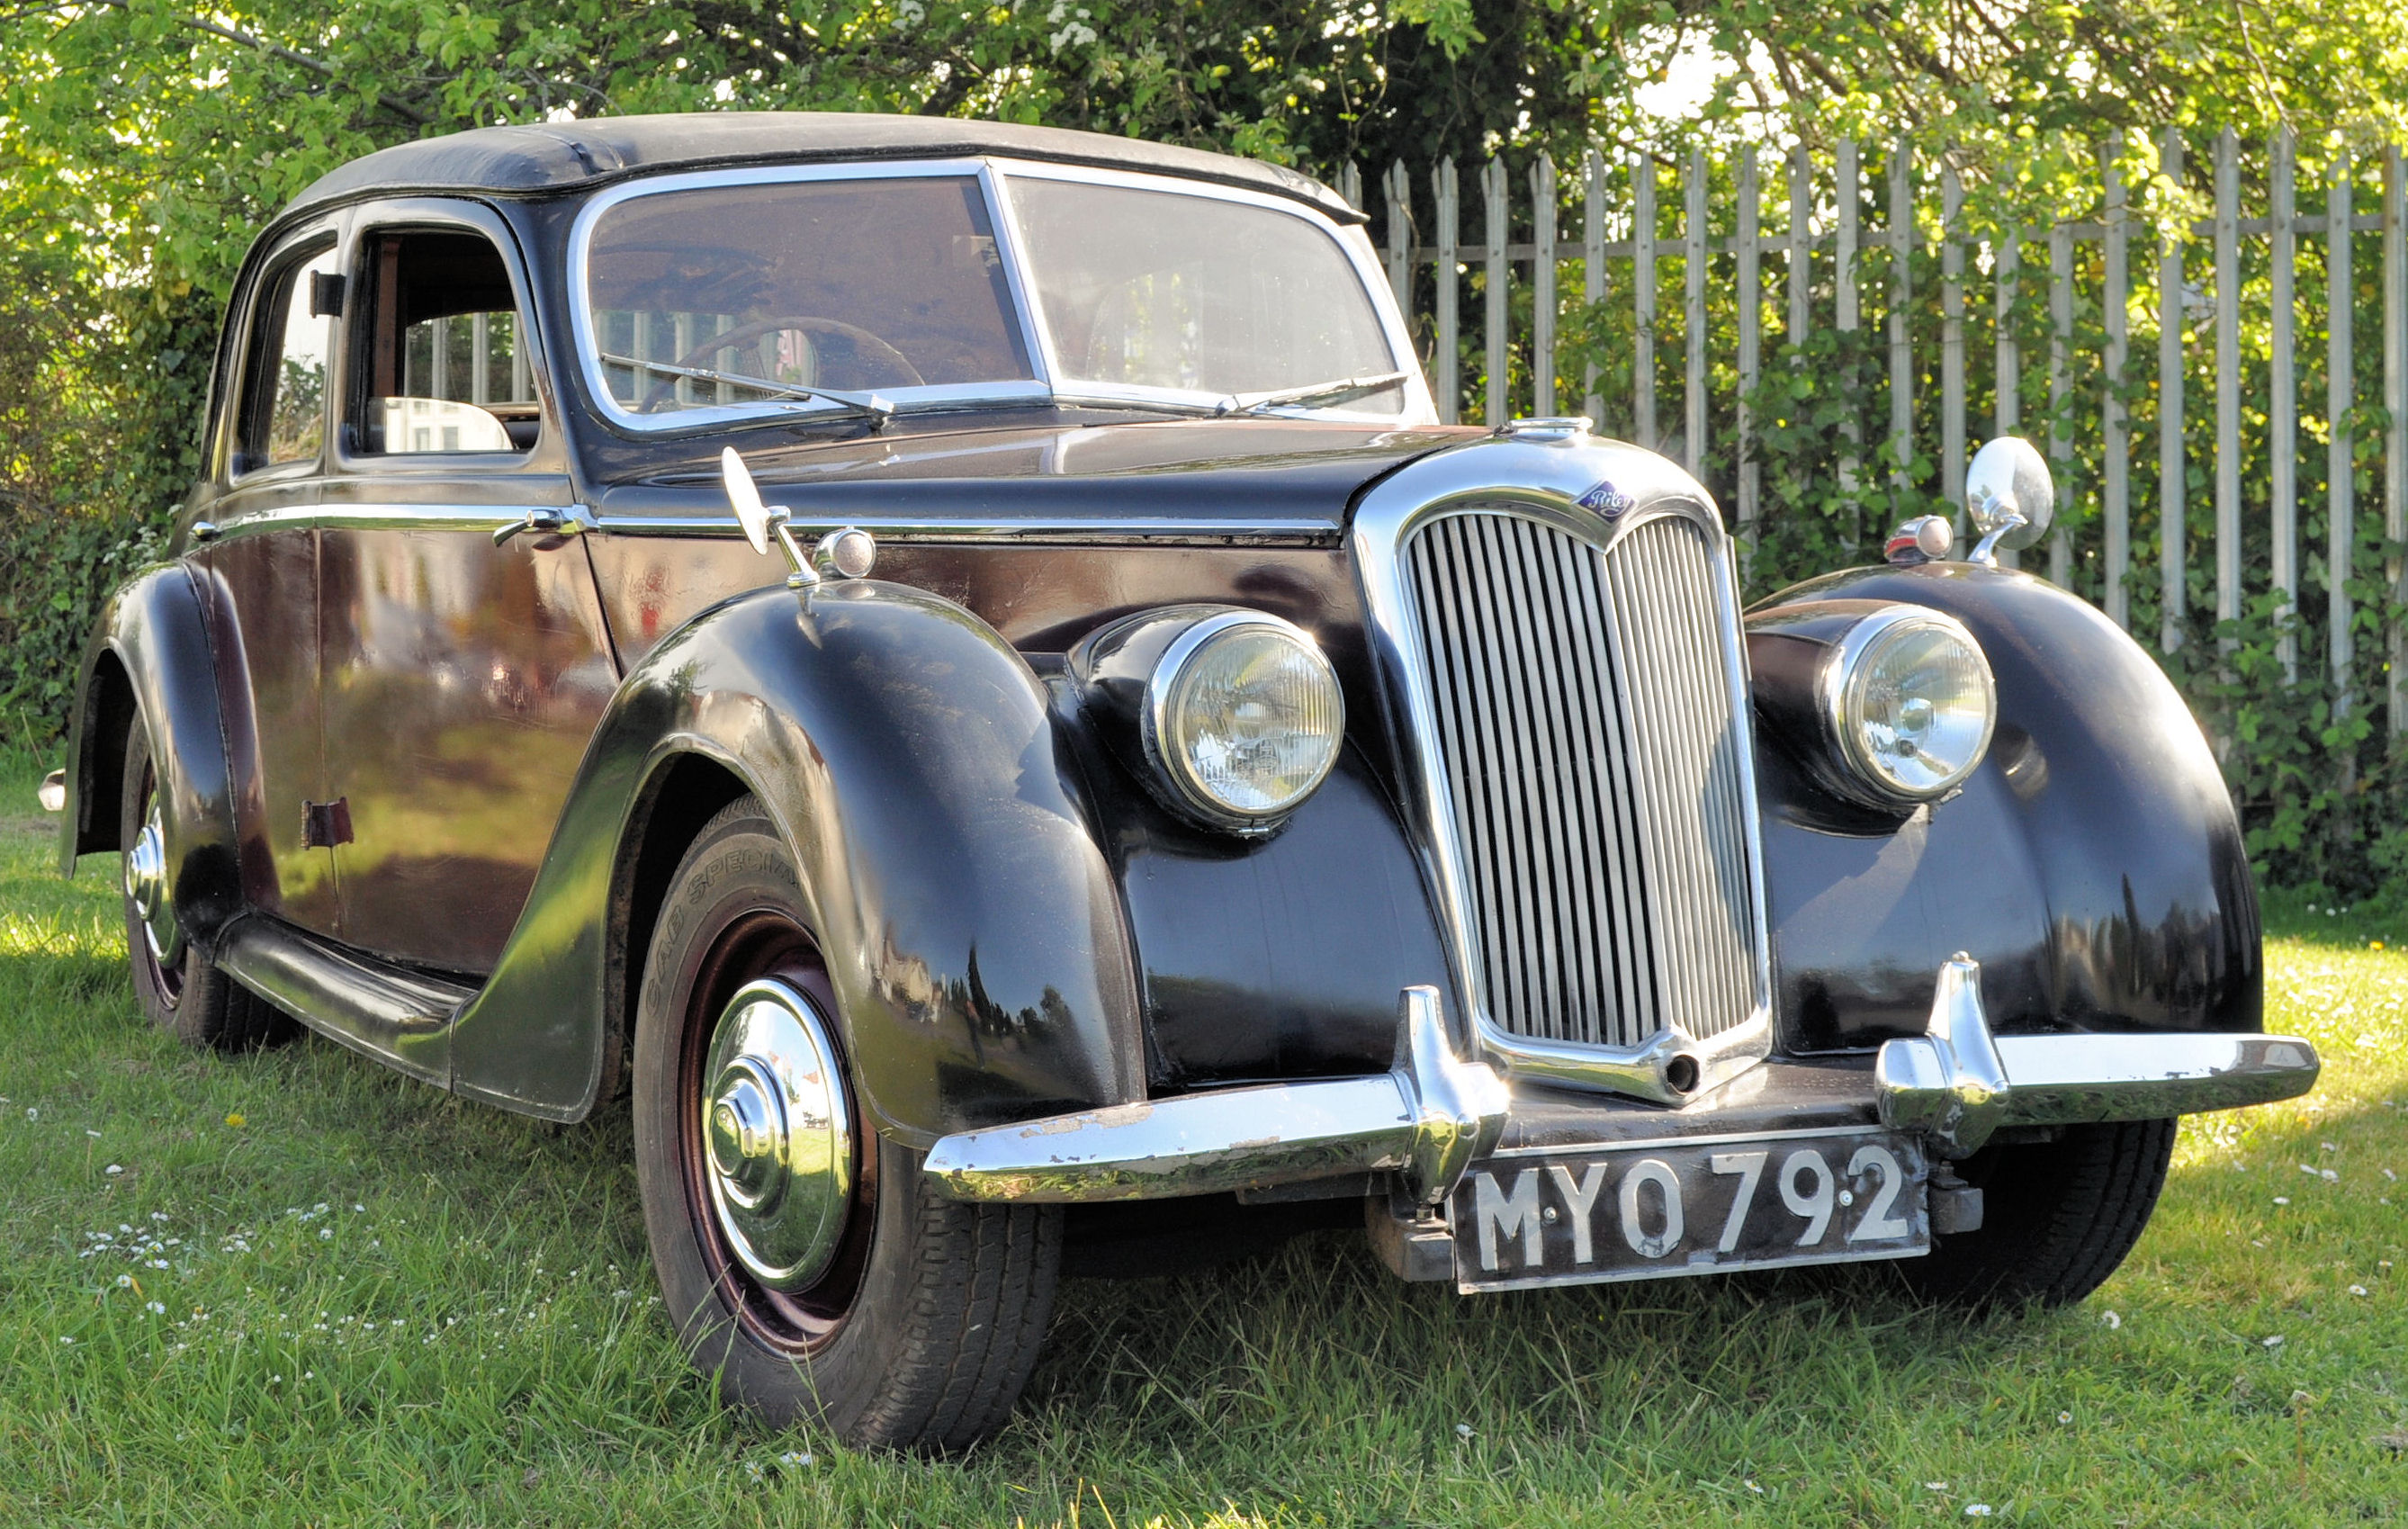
xmin=1451 ymin=1129 xmax=1930 ymax=1292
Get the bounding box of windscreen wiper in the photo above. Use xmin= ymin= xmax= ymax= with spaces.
xmin=1217 ymin=370 xmax=1413 ymax=417
xmin=601 ymin=353 xmax=894 ymax=426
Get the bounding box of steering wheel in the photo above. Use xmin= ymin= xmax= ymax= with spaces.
xmin=639 ymin=315 xmax=925 ymax=412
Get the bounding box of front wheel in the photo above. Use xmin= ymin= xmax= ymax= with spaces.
xmin=1899 ymin=1117 xmax=2177 ymax=1308
xmin=631 ymin=796 xmax=1061 ymax=1451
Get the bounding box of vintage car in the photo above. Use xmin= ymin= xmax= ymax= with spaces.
xmin=50 ymin=113 xmax=2316 ymax=1452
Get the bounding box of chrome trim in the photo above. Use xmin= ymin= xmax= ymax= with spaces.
xmin=813 ymin=526 xmax=877 ymax=580
xmin=1350 ymin=435 xmax=1776 ymax=1104
xmin=562 ymin=157 xmax=1434 ymax=436
xmin=194 ymin=502 xmax=591 ymax=543
xmin=1815 ymin=606 xmax=1998 ymax=807
xmin=987 ymin=157 xmax=1433 ymax=426
xmin=588 ymin=512 xmax=1343 ymax=547
xmin=1876 ymin=954 xmax=2321 ymax=1156
xmin=124 ymin=803 xmax=182 ymax=965
xmin=699 ymin=978 xmax=855 ymax=1291
xmin=1140 ymin=608 xmax=1343 ymax=833
xmin=924 ymin=985 xmax=1507 ymax=1205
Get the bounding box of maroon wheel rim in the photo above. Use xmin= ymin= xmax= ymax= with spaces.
xmin=675 ymin=909 xmax=875 ymax=1356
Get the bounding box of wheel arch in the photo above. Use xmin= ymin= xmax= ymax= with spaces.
xmin=600 ymin=749 xmax=755 ymax=1105
xmin=58 ymin=563 xmax=247 ymax=952
xmin=445 ymin=580 xmax=1148 ymax=1141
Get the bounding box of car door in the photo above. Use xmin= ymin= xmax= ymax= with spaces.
xmin=316 ymin=199 xmax=618 ymax=974
xmin=184 ymin=223 xmax=343 ymax=935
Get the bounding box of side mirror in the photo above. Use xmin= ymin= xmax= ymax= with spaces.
xmin=1963 ymin=436 xmax=2053 ymax=565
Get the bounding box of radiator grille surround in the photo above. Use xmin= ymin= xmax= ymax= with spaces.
xmin=1379 ymin=491 xmax=1771 ymax=1093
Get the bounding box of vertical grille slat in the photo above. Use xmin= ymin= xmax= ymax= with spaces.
xmin=1403 ymin=508 xmax=1760 ymax=1051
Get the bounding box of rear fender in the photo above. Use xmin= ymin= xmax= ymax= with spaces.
xmin=446 ymin=580 xmax=1147 ymax=1140
xmin=59 ymin=564 xmax=246 ymax=950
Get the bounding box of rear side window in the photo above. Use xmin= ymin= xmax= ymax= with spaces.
xmin=236 ymin=244 xmax=337 ymax=474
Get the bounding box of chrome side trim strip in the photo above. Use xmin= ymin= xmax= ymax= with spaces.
xmin=197 ymin=502 xmax=1335 ymax=549
xmin=590 ymin=513 xmax=1343 ymax=546
xmin=1876 ymin=954 xmax=2321 ymax=1156
xmin=198 ymin=503 xmax=580 ymax=541
xmin=924 ymin=986 xmax=1507 ymax=1205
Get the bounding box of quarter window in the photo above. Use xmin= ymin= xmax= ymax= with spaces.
xmin=237 ymin=245 xmax=337 ymax=473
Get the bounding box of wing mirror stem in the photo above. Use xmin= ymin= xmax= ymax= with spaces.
xmin=723 ymin=446 xmax=819 ymax=591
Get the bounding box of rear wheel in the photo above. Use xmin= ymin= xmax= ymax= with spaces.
xmin=119 ymin=714 xmax=293 ymax=1051
xmin=632 ymin=795 xmax=1061 ymax=1451
xmin=1900 ymin=1117 xmax=2177 ymax=1308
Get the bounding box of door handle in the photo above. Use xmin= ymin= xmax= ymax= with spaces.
xmin=492 ymin=505 xmax=595 ymax=548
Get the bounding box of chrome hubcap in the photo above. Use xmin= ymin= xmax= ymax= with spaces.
xmin=700 ymin=979 xmax=853 ymax=1291
xmin=123 ymin=805 xmax=182 ymax=966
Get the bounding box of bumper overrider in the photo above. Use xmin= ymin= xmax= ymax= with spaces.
xmin=924 ymin=955 xmax=2319 ymax=1212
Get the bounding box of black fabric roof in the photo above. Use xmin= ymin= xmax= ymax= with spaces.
xmin=287 ymin=112 xmax=1360 ymax=223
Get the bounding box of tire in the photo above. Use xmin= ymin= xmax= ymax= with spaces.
xmin=1899 ymin=1117 xmax=2177 ymax=1308
xmin=631 ymin=795 xmax=1061 ymax=1452
xmin=119 ymin=714 xmax=295 ymax=1051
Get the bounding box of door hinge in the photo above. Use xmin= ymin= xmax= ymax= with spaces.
xmin=301 ymin=797 xmax=354 ymax=849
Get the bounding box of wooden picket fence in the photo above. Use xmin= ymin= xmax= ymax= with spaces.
xmin=1331 ymin=132 xmax=2408 ymax=735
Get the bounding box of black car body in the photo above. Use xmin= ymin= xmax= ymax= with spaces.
xmin=52 ymin=113 xmax=2316 ymax=1451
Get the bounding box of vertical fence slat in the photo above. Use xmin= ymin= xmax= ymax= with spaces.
xmin=1485 ymin=157 xmax=1509 ymax=428
xmin=2104 ymin=135 xmax=2131 ymax=630
xmin=1532 ymin=152 xmax=1558 ymax=418
xmin=1889 ymin=145 xmax=1913 ymax=494
xmin=1384 ymin=160 xmax=1412 ymax=312
xmin=1584 ymin=149 xmax=1605 ymax=423
xmin=435 ymin=313 xmax=452 ymax=400
xmin=1787 ymin=148 xmax=1810 ymax=347
xmin=2271 ymin=126 xmax=2299 ymax=679
xmin=1739 ymin=148 xmax=1761 ymax=545
xmin=2050 ymin=220 xmax=2073 ymax=587
xmin=1435 ymin=158 xmax=1459 ymax=425
xmin=2217 ymin=127 xmax=2242 ymax=649
xmin=472 ymin=312 xmax=490 ymax=406
xmin=2331 ymin=152 xmax=2355 ymax=710
xmin=1997 ymin=229 xmax=2022 ymax=568
xmin=1837 ymin=139 xmax=1862 ymax=544
xmin=2387 ymin=146 xmax=2406 ymax=737
xmin=1340 ymin=162 xmax=1362 ymax=213
xmin=2160 ymin=129 xmax=2187 ymax=652
xmin=1942 ymin=163 xmax=1965 ymax=531
xmin=1635 ymin=151 xmax=1658 ymax=451
xmin=1685 ymin=148 xmax=1709 ymax=477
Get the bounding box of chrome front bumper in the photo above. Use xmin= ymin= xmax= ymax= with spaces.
xmin=923 ymin=957 xmax=2320 ymax=1205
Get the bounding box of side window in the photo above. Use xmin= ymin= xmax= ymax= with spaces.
xmin=350 ymin=228 xmax=538 ymax=456
xmin=236 ymin=244 xmax=338 ymax=474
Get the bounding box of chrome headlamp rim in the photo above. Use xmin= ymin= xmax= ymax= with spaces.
xmin=1817 ymin=605 xmax=1998 ymax=806
xmin=1139 ymin=608 xmax=1344 ymax=833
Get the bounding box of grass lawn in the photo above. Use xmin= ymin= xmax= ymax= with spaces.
xmin=1 ymin=737 xmax=2402 ymax=1527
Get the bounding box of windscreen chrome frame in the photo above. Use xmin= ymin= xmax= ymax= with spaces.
xmin=984 ymin=157 xmax=1435 ymax=426
xmin=564 ymin=157 xmax=1433 ymax=434
xmin=1349 ymin=436 xmax=1776 ymax=1106
xmin=566 ymin=159 xmax=1055 ymax=434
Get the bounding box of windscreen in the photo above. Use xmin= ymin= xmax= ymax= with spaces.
xmin=582 ymin=175 xmax=1034 ymax=416
xmin=1007 ymin=175 xmax=1396 ymax=400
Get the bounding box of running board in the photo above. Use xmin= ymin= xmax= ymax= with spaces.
xmin=215 ymin=914 xmax=472 ymax=1086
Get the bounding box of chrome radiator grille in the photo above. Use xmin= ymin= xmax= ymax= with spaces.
xmin=1402 ymin=508 xmax=1761 ymax=1051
